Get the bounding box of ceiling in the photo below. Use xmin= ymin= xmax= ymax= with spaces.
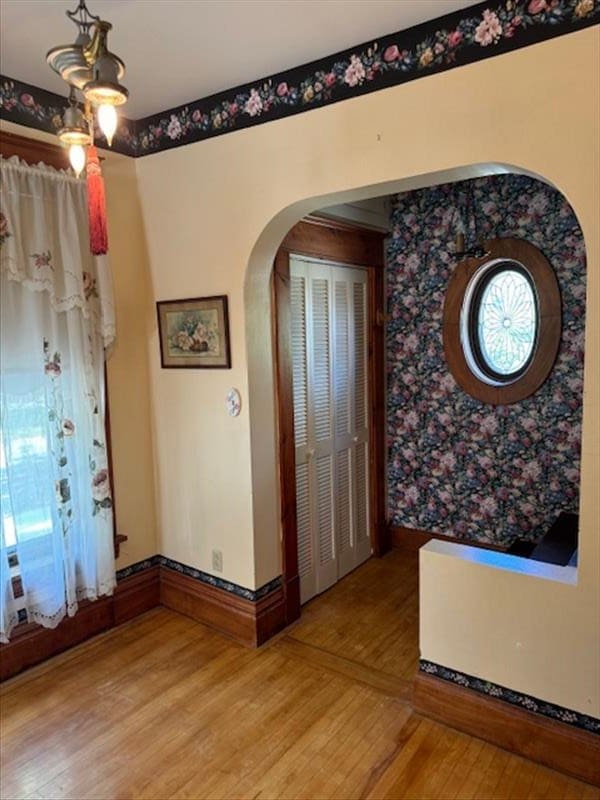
xmin=1 ymin=0 xmax=476 ymax=119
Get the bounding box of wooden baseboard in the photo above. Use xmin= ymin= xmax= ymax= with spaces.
xmin=413 ymin=671 xmax=600 ymax=787
xmin=389 ymin=525 xmax=507 ymax=553
xmin=159 ymin=566 xmax=286 ymax=647
xmin=0 ymin=566 xmax=161 ymax=681
xmin=114 ymin=565 xmax=161 ymax=625
xmin=255 ymin=584 xmax=288 ymax=646
xmin=1 ymin=563 xmax=287 ymax=680
xmin=283 ymin=575 xmax=301 ymax=626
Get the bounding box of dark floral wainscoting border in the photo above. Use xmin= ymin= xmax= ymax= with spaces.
xmin=116 ymin=555 xmax=161 ymax=582
xmin=420 ymin=660 xmax=600 ymax=734
xmin=116 ymin=555 xmax=282 ymax=602
xmin=1 ymin=0 xmax=598 ymax=158
xmin=0 ymin=76 xmax=137 ymax=157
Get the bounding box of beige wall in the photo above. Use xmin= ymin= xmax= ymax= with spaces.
xmin=136 ymin=27 xmax=599 ymax=715
xmin=1 ymin=120 xmax=158 ymax=568
xmin=4 ymin=25 xmax=598 ymax=716
xmin=102 ymin=154 xmax=158 ymax=568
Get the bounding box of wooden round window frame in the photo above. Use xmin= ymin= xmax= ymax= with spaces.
xmin=443 ymin=238 xmax=561 ymax=405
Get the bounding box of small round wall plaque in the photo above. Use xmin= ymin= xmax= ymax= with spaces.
xmin=226 ymin=388 xmax=241 ymax=417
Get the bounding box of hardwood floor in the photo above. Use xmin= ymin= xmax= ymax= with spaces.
xmin=1 ymin=549 xmax=597 ymax=800
xmin=289 ymin=549 xmax=420 ymax=683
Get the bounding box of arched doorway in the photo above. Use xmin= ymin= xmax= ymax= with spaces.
xmin=244 ymin=164 xmax=542 ymax=623
xmin=245 ymin=164 xmax=592 ymax=668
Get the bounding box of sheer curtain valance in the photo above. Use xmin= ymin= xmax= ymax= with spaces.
xmin=0 ymin=155 xmax=116 ymax=642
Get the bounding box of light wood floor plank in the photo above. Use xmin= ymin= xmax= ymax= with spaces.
xmin=274 ymin=635 xmax=411 ymax=700
xmin=1 ymin=550 xmax=597 ymax=800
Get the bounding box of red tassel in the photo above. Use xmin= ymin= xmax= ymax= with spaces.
xmin=86 ymin=145 xmax=108 ymax=255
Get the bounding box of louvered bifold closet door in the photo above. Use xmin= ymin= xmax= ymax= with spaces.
xmin=289 ymin=259 xmax=315 ymax=602
xmin=333 ymin=266 xmax=371 ymax=578
xmin=308 ymin=261 xmax=337 ymax=598
xmin=290 ymin=256 xmax=370 ymax=605
xmin=332 ymin=269 xmax=355 ymax=579
xmin=290 ymin=256 xmax=337 ymax=603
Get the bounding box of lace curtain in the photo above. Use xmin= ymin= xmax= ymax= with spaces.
xmin=0 ymin=156 xmax=116 ymax=642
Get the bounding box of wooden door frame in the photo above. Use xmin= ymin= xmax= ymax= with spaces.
xmin=273 ymin=215 xmax=388 ymax=625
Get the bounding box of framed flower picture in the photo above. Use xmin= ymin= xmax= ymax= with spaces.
xmin=157 ymin=295 xmax=231 ymax=368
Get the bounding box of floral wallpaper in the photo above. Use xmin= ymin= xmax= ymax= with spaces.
xmin=0 ymin=76 xmax=136 ymax=157
xmin=2 ymin=0 xmax=598 ymax=158
xmin=386 ymin=174 xmax=585 ymax=547
xmin=132 ymin=0 xmax=597 ymax=156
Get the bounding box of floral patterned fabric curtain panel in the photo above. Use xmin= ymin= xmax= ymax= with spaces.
xmin=0 ymin=156 xmax=116 ymax=642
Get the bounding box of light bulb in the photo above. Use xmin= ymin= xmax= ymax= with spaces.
xmin=97 ymin=103 xmax=118 ymax=147
xmin=69 ymin=144 xmax=86 ymax=178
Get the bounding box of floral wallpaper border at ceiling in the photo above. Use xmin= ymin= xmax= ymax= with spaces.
xmin=420 ymin=660 xmax=600 ymax=734
xmin=115 ymin=555 xmax=282 ymax=602
xmin=1 ymin=0 xmax=598 ymax=158
xmin=0 ymin=77 xmax=136 ymax=157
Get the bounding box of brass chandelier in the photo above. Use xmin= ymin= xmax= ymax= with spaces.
xmin=47 ymin=0 xmax=129 ymax=176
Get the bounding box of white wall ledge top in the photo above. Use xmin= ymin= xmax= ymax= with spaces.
xmin=421 ymin=539 xmax=578 ymax=586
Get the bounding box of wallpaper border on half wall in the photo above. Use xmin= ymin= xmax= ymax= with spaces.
xmin=116 ymin=555 xmax=282 ymax=602
xmin=420 ymin=660 xmax=600 ymax=734
xmin=1 ymin=0 xmax=598 ymax=157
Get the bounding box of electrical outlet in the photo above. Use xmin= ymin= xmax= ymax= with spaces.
xmin=212 ymin=549 xmax=223 ymax=573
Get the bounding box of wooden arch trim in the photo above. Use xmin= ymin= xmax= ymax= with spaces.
xmin=443 ymin=237 xmax=562 ymax=405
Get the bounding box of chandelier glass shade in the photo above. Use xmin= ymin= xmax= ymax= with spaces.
xmin=96 ymin=104 xmax=117 ymax=147
xmin=46 ymin=0 xmax=127 ymax=255
xmin=57 ymin=89 xmax=92 ymax=148
xmin=68 ymin=144 xmax=87 ymax=178
xmin=47 ymin=0 xmax=129 ymax=172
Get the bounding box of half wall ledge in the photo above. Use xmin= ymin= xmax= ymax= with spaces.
xmin=421 ymin=538 xmax=578 ymax=585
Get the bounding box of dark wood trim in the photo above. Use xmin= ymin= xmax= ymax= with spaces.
xmin=254 ymin=584 xmax=288 ymax=647
xmin=368 ymin=262 xmax=388 ymax=555
xmin=274 ymin=217 xmax=387 ymax=624
xmin=413 ymin=671 xmax=600 ymax=787
xmin=0 ymin=130 xmax=71 ymax=170
xmin=443 ymin=238 xmax=562 ymax=405
xmin=114 ymin=566 xmax=161 ymax=626
xmin=1 ymin=563 xmax=287 ymax=680
xmin=159 ymin=566 xmax=286 ymax=647
xmin=281 ymin=215 xmax=386 ymax=267
xmin=273 ymin=249 xmax=301 ymax=627
xmin=103 ymin=364 xmax=128 ymax=558
xmin=0 ymin=567 xmax=161 ymax=681
xmin=390 ymin=525 xmax=507 ymax=553
xmin=1 ymin=600 xmax=113 ymax=682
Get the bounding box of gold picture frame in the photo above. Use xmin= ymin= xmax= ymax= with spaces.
xmin=156 ymin=295 xmax=231 ymax=369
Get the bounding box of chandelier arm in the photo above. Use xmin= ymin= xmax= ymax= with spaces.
xmin=66 ymin=0 xmax=100 ymax=36
xmin=83 ymin=21 xmax=113 ymax=68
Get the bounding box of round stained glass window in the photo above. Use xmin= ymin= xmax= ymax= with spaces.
xmin=461 ymin=260 xmax=539 ymax=385
xmin=444 ymin=239 xmax=561 ymax=405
